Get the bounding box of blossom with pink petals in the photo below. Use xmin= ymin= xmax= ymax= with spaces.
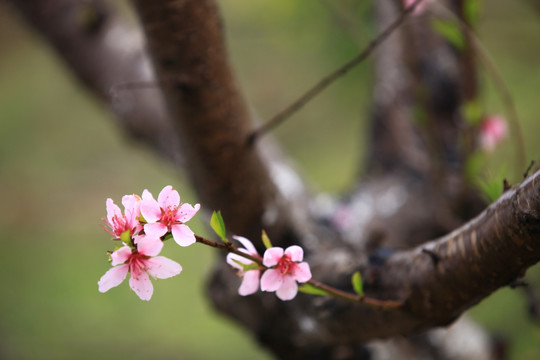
xmin=260 ymin=246 xmax=312 ymax=301
xmin=98 ymin=235 xmax=182 ymax=300
xmin=140 ymin=186 xmax=200 ymax=247
xmin=403 ymin=0 xmax=432 ymax=15
xmin=103 ymin=194 xmax=142 ymax=241
xmin=479 ymin=115 xmax=508 ymax=152
xmin=227 ymin=236 xmax=262 ymax=296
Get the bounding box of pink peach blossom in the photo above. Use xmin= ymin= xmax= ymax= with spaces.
xmin=403 ymin=0 xmax=432 ymax=15
xmin=98 ymin=235 xmax=182 ymax=301
xmin=140 ymin=186 xmax=200 ymax=247
xmin=479 ymin=115 xmax=508 ymax=152
xmin=260 ymin=245 xmax=312 ymax=301
xmin=103 ymin=194 xmax=142 ymax=240
xmin=226 ymin=236 xmax=262 ymax=296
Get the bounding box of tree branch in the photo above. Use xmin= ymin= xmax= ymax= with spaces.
xmin=130 ymin=0 xmax=311 ymax=244
xmin=7 ymin=0 xmax=184 ymax=166
xmin=211 ymin=168 xmax=540 ymax=356
xmin=247 ymin=1 xmax=420 ymax=146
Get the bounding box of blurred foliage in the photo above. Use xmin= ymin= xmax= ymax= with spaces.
xmin=1 ymin=0 xmax=540 ymax=359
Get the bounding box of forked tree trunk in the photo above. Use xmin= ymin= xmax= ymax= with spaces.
xmin=8 ymin=0 xmax=539 ymax=359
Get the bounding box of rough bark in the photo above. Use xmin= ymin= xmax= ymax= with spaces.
xmin=129 ymin=0 xmax=313 ymax=245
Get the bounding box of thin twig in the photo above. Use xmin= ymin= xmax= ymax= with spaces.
xmin=247 ymin=0 xmax=422 ymax=145
xmin=195 ymin=235 xmax=402 ymax=307
xmin=524 ymin=160 xmax=535 ymax=179
xmin=435 ymin=4 xmax=527 ymax=180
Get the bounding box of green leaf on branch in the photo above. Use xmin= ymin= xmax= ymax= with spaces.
xmin=351 ymin=271 xmax=364 ymax=296
xmin=431 ymin=19 xmax=465 ymax=50
xmin=261 ymin=230 xmax=273 ymax=249
xmin=231 ymin=259 xmax=260 ymax=272
xmin=478 ymin=165 xmax=507 ymax=203
xmin=464 ymin=0 xmax=482 ymax=25
xmin=210 ymin=210 xmax=227 ymax=242
xmin=298 ymin=283 xmax=330 ymax=296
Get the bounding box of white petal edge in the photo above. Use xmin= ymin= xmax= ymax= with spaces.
xmin=263 ymin=247 xmax=284 ymax=267
xmin=146 ymin=256 xmax=182 ymax=279
xmin=98 ymin=264 xmax=129 ymax=293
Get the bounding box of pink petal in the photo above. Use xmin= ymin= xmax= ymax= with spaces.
xmin=158 ymin=185 xmax=180 ymax=209
xmin=106 ymin=198 xmax=122 ymax=224
xmin=141 ymin=189 xmax=154 ymax=201
xmin=285 ymin=245 xmax=304 ymax=262
xmin=233 ymin=235 xmax=258 ymax=256
xmin=144 ymin=222 xmax=168 ymax=238
xmin=111 ymin=245 xmax=132 ymax=266
xmin=98 ymin=264 xmax=129 ymax=293
xmin=227 ymin=253 xmax=252 ymax=269
xmin=171 ymin=224 xmax=196 ymax=247
xmin=276 ymin=276 xmax=298 ymax=301
xmin=263 ymin=247 xmax=284 ymax=267
xmin=145 ymin=256 xmax=182 ymax=279
xmin=238 ymin=270 xmax=260 ymax=296
xmin=293 ymin=262 xmax=312 ymax=283
xmin=260 ymin=269 xmax=283 ymax=292
xmin=129 ymin=267 xmax=153 ymax=301
xmin=176 ymin=203 xmax=200 ymax=223
xmin=137 ymin=235 xmax=163 ymax=257
xmin=140 ymin=198 xmax=162 ymax=223
xmin=122 ymin=194 xmax=141 ymax=219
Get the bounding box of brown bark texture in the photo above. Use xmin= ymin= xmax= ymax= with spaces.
xmin=7 ymin=0 xmax=539 ymax=359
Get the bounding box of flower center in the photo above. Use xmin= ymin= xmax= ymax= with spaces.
xmin=129 ymin=251 xmax=149 ymax=272
xmin=276 ymin=254 xmax=295 ymax=276
xmin=110 ymin=215 xmax=128 ymax=236
xmin=161 ymin=206 xmax=180 ymax=229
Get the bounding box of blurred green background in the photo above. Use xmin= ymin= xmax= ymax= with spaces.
xmin=1 ymin=0 xmax=540 ymax=359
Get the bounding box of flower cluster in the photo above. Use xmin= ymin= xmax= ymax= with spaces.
xmin=98 ymin=187 xmax=312 ymax=302
xmin=98 ymin=186 xmax=200 ymax=300
xmin=227 ymin=237 xmax=312 ymax=301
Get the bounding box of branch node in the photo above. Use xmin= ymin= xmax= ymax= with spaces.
xmin=503 ymin=179 xmax=511 ymax=192
xmin=422 ymin=248 xmax=441 ymax=265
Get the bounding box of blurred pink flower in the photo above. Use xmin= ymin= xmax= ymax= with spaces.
xmin=403 ymin=0 xmax=432 ymax=14
xmin=141 ymin=185 xmax=200 ymax=246
xmin=98 ymin=235 xmax=182 ymax=301
xmin=260 ymin=246 xmax=312 ymax=301
xmin=227 ymin=236 xmax=262 ymax=296
xmin=479 ymin=115 xmax=508 ymax=152
xmin=103 ymin=194 xmax=142 ymax=240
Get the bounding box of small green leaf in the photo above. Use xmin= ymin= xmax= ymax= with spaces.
xmin=298 ymin=283 xmax=330 ymax=296
xmin=477 ymin=165 xmax=507 ymax=203
xmin=351 ymin=271 xmax=364 ymax=296
xmin=210 ymin=211 xmax=227 ymax=242
xmin=231 ymin=259 xmax=260 ymax=272
xmin=464 ymin=0 xmax=482 ymax=25
xmin=261 ymin=230 xmax=273 ymax=249
xmin=431 ymin=19 xmax=465 ymax=50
